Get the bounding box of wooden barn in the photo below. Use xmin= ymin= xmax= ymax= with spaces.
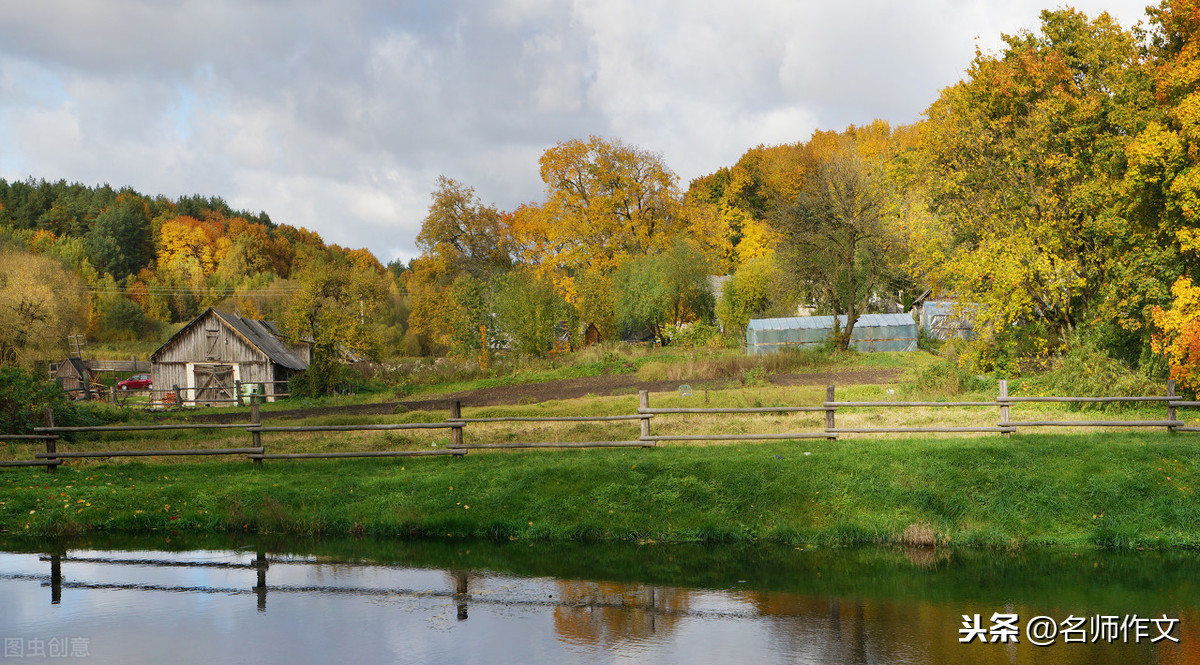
xmin=150 ymin=308 xmax=310 ymax=406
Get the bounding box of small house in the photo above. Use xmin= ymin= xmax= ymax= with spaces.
xmin=150 ymin=308 xmax=310 ymax=406
xmin=52 ymin=358 xmax=98 ymax=399
xmin=746 ymin=313 xmax=918 ymax=355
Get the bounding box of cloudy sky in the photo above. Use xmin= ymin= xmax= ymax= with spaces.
xmin=0 ymin=0 xmax=1155 ymax=264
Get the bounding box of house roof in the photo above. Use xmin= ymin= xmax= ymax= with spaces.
xmin=215 ymin=309 xmax=309 ymax=370
xmin=151 ymin=307 xmax=308 ymax=370
xmin=56 ymin=357 xmax=88 ymax=378
xmin=747 ymin=313 xmax=916 ymax=331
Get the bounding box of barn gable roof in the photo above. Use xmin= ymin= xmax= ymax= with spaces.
xmin=150 ymin=308 xmax=308 ymax=370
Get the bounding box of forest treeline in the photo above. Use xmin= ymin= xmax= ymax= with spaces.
xmin=0 ymin=179 xmax=399 ymax=374
xmin=4 ymin=2 xmax=1200 ymax=393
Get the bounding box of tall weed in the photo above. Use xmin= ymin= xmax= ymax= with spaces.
xmin=1020 ymin=338 xmax=1161 ymax=411
xmin=907 ymin=360 xmax=990 ymax=399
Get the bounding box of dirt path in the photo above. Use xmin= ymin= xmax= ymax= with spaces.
xmin=186 ymin=367 xmax=901 ymax=422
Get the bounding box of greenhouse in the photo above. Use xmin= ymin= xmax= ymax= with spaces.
xmin=746 ymin=313 xmax=918 ymax=355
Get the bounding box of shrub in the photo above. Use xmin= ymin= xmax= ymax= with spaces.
xmin=1020 ymin=336 xmax=1160 ymax=410
xmin=289 ymin=361 xmax=368 ymax=397
xmin=661 ymin=321 xmax=721 ymax=348
xmin=0 ymin=366 xmax=127 ymax=433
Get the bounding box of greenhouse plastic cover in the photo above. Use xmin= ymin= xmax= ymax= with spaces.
xmin=746 ymin=313 xmax=917 ymax=354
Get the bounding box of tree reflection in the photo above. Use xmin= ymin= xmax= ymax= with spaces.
xmin=553 ymin=581 xmax=692 ymax=647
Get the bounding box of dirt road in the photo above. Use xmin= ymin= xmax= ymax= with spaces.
xmin=185 ymin=368 xmax=900 ymax=422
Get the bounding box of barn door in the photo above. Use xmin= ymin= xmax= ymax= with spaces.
xmin=194 ymin=364 xmax=235 ymax=405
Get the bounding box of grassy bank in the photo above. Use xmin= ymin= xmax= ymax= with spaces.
xmin=2 ymin=431 xmax=1199 ymax=549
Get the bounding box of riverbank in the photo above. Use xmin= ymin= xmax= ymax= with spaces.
xmin=2 ymin=432 xmax=1198 ymax=548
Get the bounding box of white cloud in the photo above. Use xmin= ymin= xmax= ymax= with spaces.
xmin=0 ymin=0 xmax=1157 ymax=263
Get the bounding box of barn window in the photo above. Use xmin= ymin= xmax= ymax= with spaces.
xmin=205 ymin=327 xmax=220 ymax=360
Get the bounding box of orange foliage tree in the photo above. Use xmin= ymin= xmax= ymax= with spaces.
xmin=1152 ymin=278 xmax=1200 ymax=391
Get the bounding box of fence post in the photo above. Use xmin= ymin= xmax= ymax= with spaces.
xmin=449 ymin=400 xmax=463 ymax=448
xmin=109 ymin=385 xmax=116 ymax=404
xmin=236 ymin=380 xmax=244 ymax=407
xmin=825 ymin=385 xmax=836 ymax=440
xmin=42 ymin=407 xmax=57 ymax=474
xmin=250 ymin=402 xmax=262 ymax=466
xmin=173 ymin=385 xmax=182 ymax=409
xmin=999 ymin=380 xmax=1011 ymax=438
xmin=1168 ymin=379 xmax=1177 ymax=434
xmin=639 ymin=390 xmax=651 ymax=443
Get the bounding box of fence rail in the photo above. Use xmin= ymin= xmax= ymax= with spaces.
xmin=36 ymin=448 xmax=265 ymax=459
xmin=4 ymin=380 xmax=1198 ymax=471
xmin=36 ymin=423 xmax=253 ymax=433
xmin=998 ymin=396 xmax=1173 ymax=403
xmin=1002 ymin=420 xmax=1183 ymax=428
xmin=824 ymin=401 xmax=995 ymax=408
xmin=638 ymin=406 xmax=825 ymax=414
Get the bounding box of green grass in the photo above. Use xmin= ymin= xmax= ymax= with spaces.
xmin=396 ymin=346 xmax=929 ymax=399
xmin=4 ymin=431 xmax=1200 ymax=549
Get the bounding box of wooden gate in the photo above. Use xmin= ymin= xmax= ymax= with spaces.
xmin=193 ymin=364 xmax=235 ymax=405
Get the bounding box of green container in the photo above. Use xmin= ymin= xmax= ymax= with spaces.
xmin=241 ymin=382 xmax=264 ymax=404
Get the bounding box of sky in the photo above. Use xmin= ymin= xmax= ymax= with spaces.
xmin=0 ymin=0 xmax=1157 ymax=265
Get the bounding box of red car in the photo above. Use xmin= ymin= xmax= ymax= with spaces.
xmin=117 ymin=373 xmax=152 ymax=390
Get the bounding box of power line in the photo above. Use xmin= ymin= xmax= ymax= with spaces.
xmin=80 ymin=287 xmax=302 ymax=295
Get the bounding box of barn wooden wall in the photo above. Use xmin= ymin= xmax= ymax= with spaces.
xmin=151 ymin=311 xmax=278 ymax=400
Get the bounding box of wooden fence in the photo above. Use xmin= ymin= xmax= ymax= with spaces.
xmin=139 ymin=380 xmax=292 ymax=409
xmin=2 ymin=380 xmax=1196 ymax=472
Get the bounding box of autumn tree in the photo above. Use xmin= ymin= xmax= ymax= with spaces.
xmin=492 ymin=269 xmax=573 ymax=357
xmin=406 ymin=177 xmax=512 ymax=352
xmin=1152 ymin=277 xmax=1200 ymax=391
xmin=916 ymin=8 xmax=1152 ymax=362
xmin=282 ymin=257 xmax=388 ymax=395
xmin=1130 ymin=0 xmax=1200 ymax=376
xmin=714 ymin=255 xmax=794 ymax=335
xmin=416 ymin=176 xmax=512 ymax=281
xmin=446 ymin=274 xmax=494 ymax=360
xmin=614 ymin=242 xmax=713 ymax=343
xmin=686 ymin=144 xmax=803 ymax=273
xmin=772 ymin=127 xmax=901 ymax=350
xmin=506 ymin=137 xmax=688 ymax=309
xmin=0 ymin=251 xmax=87 ymax=369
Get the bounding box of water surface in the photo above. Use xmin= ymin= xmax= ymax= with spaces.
xmin=1 ymin=536 xmax=1196 ymax=664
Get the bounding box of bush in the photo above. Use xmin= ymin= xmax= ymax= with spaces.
xmin=1020 ymin=336 xmax=1161 ymax=410
xmin=289 ymin=361 xmax=369 ymax=397
xmin=0 ymin=366 xmax=127 ymax=433
xmin=661 ymin=321 xmax=721 ymax=348
xmin=0 ymin=366 xmax=65 ymax=434
xmin=740 ymin=366 xmax=768 ymax=386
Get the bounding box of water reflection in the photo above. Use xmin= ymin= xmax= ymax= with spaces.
xmin=1 ymin=539 xmax=1197 ymax=664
